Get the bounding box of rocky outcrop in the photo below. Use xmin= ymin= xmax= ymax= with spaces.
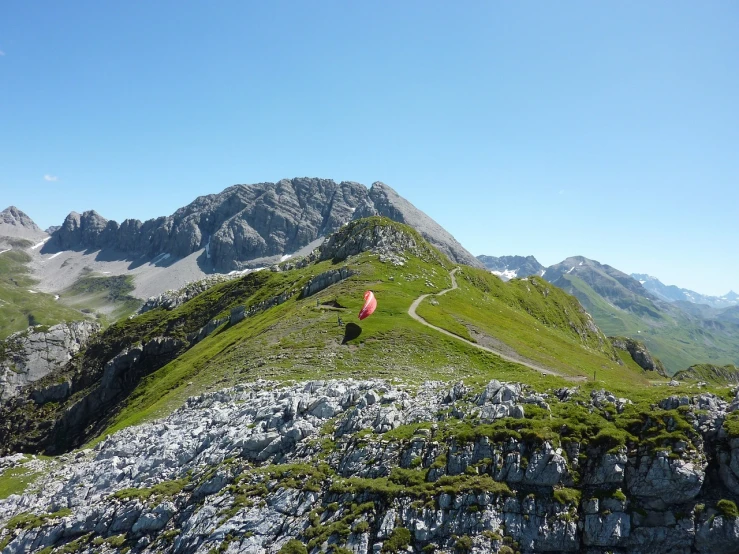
xmin=300 ymin=267 xmax=356 ymax=298
xmin=316 ymin=217 xmax=444 ymax=267
xmin=611 ymin=336 xmax=668 ymax=376
xmin=44 ymin=179 xmax=482 ymax=270
xmin=0 ymin=321 xmax=100 ymax=401
xmin=3 ymin=379 xmax=739 ymax=553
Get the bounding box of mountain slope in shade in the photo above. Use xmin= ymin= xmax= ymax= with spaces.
xmin=718 ymin=306 xmax=739 ymax=325
xmin=44 ymin=178 xmax=482 ymax=272
xmin=476 ymin=255 xmax=545 ymax=280
xmin=633 ymin=273 xmax=739 ymax=309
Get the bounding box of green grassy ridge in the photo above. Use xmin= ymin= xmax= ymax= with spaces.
xmin=559 ymin=274 xmax=739 ymax=374
xmin=94 ymin=249 xmax=665 ymax=442
xmin=675 ymin=363 xmax=739 ymax=385
xmin=94 ymin=251 xmax=567 ymax=442
xmin=19 ymin=219 xmax=464 ymax=448
xmin=413 ymin=269 xmax=659 ymax=387
xmin=0 ymin=250 xmax=89 ymax=339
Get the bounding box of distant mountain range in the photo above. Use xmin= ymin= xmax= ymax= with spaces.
xmin=4 ymin=185 xmax=739 ymax=375
xmin=478 ymin=253 xmax=739 ymax=373
xmin=633 ymin=273 xmax=739 ymax=309
xmin=479 ymin=254 xmax=737 ymax=310
xmin=3 ymin=177 xmax=483 ymax=294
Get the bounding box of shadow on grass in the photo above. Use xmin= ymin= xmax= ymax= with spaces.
xmin=342 ymin=322 xmax=362 ymax=344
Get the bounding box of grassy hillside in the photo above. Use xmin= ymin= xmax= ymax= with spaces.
xmin=0 ymin=249 xmax=88 ymax=339
xmin=675 ymin=363 xmax=739 ymax=385
xmin=94 ymin=223 xmax=666 ymax=443
xmin=558 ymin=273 xmax=739 ymax=374
xmin=414 ymin=270 xmax=660 ymax=389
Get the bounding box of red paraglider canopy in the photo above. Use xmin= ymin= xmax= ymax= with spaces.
xmin=358 ymin=290 xmax=377 ymax=320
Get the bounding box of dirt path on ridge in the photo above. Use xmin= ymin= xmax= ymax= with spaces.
xmin=407 ymin=268 xmax=587 ymax=382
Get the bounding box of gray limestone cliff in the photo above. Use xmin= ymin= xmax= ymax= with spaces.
xmin=0 ymin=321 xmax=101 ymax=401
xmin=610 ymin=336 xmax=668 ymax=376
xmin=45 ymin=179 xmax=482 ymax=271
xmin=2 ymin=379 xmax=739 ymax=553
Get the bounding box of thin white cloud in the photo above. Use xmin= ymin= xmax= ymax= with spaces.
xmin=558 ymin=189 xmax=565 ymax=195
xmin=44 ymin=174 xmax=59 ymax=182
xmin=0 ymin=50 xmax=5 ymax=56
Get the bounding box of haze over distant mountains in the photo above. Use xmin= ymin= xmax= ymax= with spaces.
xmin=478 ymin=253 xmax=739 ymax=372
xmin=479 ymin=254 xmax=738 ymax=308
xmin=633 ymin=273 xmax=739 ymax=309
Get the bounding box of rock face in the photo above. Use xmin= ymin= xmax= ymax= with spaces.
xmin=477 ymin=255 xmax=545 ymax=280
xmin=2 ymin=379 xmax=739 ymax=554
xmin=44 ymin=179 xmax=483 ymax=270
xmin=0 ymin=321 xmax=100 ymax=401
xmin=0 ymin=206 xmax=47 ymax=241
xmin=611 ymin=336 xmax=668 ymax=376
xmin=300 ymin=267 xmax=356 ymax=298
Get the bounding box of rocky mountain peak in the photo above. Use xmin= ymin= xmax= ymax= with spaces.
xmin=543 ymin=255 xmax=660 ymax=319
xmin=544 ymin=256 xmax=642 ymax=291
xmin=0 ymin=206 xmax=46 ymax=240
xmin=1 ymin=206 xmax=39 ymax=229
xmin=56 ymin=210 xmax=111 ymax=250
xmin=45 ymin=178 xmax=481 ymax=271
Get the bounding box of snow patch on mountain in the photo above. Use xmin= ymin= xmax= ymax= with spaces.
xmin=491 ymin=269 xmax=517 ymax=280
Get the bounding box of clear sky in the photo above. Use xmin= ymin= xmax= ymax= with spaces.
xmin=1 ymin=1 xmax=737 ymax=295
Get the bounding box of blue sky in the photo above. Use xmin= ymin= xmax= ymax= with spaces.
xmin=1 ymin=1 xmax=737 ymax=295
